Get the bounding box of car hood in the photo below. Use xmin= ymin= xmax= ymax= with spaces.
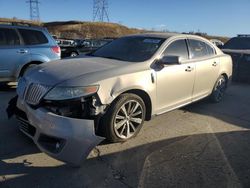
xmin=25 ymin=56 xmax=129 ymax=86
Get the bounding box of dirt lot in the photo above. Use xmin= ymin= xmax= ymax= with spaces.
xmin=1 ymin=83 xmax=250 ymax=188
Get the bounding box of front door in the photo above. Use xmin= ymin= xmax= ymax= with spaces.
xmin=155 ymin=39 xmax=196 ymax=114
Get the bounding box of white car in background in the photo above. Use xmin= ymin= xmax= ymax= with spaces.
xmin=210 ymin=39 xmax=224 ymax=48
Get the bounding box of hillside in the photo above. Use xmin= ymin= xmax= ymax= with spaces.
xmin=0 ymin=18 xmax=229 ymax=42
xmin=0 ymin=17 xmax=42 ymax=26
xmin=44 ymin=21 xmax=143 ymax=39
xmin=0 ymin=18 xmax=143 ymax=39
xmin=198 ymin=34 xmax=229 ymax=43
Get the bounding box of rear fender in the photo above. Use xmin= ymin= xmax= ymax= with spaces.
xmin=15 ymin=54 xmax=49 ymax=78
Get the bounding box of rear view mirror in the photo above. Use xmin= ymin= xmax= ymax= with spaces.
xmin=159 ymin=55 xmax=181 ymax=65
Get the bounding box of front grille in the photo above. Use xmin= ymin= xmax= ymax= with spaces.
xmin=17 ymin=117 xmax=36 ymax=137
xmin=25 ymin=83 xmax=51 ymax=105
xmin=17 ymin=78 xmax=51 ymax=106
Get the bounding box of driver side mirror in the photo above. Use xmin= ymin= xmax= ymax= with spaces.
xmin=159 ymin=55 xmax=182 ymax=65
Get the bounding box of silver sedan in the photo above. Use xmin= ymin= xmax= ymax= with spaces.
xmin=9 ymin=33 xmax=232 ymax=165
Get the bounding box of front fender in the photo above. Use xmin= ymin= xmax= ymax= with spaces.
xmin=96 ymin=70 xmax=157 ymax=112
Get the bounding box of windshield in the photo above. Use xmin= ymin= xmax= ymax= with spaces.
xmin=90 ymin=36 xmax=165 ymax=62
xmin=223 ymin=37 xmax=250 ymax=50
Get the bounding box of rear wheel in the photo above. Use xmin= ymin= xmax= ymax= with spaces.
xmin=70 ymin=51 xmax=78 ymax=57
xmin=100 ymin=93 xmax=146 ymax=142
xmin=0 ymin=82 xmax=8 ymax=88
xmin=210 ymin=75 xmax=227 ymax=103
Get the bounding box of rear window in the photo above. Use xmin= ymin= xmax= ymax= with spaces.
xmin=0 ymin=28 xmax=20 ymax=46
xmin=19 ymin=29 xmax=48 ymax=45
xmin=223 ymin=37 xmax=250 ymax=50
xmin=189 ymin=39 xmax=214 ymax=58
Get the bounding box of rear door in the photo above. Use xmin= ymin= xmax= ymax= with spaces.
xmin=18 ymin=28 xmax=56 ymax=60
xmin=188 ymin=39 xmax=219 ymax=100
xmin=0 ymin=27 xmax=26 ymax=80
xmin=156 ymin=39 xmax=196 ymax=113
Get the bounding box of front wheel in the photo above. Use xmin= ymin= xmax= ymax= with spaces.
xmin=210 ymin=75 xmax=227 ymax=103
xmin=100 ymin=93 xmax=146 ymax=142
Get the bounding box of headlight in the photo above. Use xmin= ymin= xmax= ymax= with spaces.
xmin=44 ymin=85 xmax=99 ymax=100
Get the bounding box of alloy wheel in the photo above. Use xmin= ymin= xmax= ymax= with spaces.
xmin=114 ymin=100 xmax=143 ymax=139
xmin=214 ymin=77 xmax=226 ymax=101
xmin=70 ymin=52 xmax=78 ymax=57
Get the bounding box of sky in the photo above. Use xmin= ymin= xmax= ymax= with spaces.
xmin=0 ymin=0 xmax=249 ymax=37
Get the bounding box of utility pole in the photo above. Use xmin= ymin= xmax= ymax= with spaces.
xmin=93 ymin=0 xmax=109 ymax=22
xmin=26 ymin=0 xmax=40 ymax=21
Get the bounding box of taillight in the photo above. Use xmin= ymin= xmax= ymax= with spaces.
xmin=51 ymin=46 xmax=61 ymax=55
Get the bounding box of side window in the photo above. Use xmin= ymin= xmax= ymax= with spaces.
xmin=18 ymin=29 xmax=48 ymax=45
xmin=163 ymin=39 xmax=189 ymax=60
xmin=205 ymin=43 xmax=215 ymax=55
xmin=0 ymin=28 xmax=20 ymax=46
xmin=188 ymin=39 xmax=207 ymax=58
xmin=188 ymin=39 xmax=214 ymax=58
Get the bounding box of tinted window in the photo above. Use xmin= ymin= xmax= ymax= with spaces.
xmin=189 ymin=39 xmax=210 ymax=58
xmin=91 ymin=37 xmax=165 ymax=62
xmin=0 ymin=28 xmax=20 ymax=46
xmin=19 ymin=29 xmax=48 ymax=45
xmin=223 ymin=37 xmax=250 ymax=50
xmin=163 ymin=39 xmax=189 ymax=60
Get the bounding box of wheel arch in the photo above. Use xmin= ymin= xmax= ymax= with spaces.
xmin=220 ymin=72 xmax=229 ymax=87
xmin=17 ymin=61 xmax=44 ymax=77
xmin=122 ymin=89 xmax=152 ymax=121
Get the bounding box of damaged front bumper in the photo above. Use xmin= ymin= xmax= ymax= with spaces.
xmin=8 ymin=96 xmax=105 ymax=166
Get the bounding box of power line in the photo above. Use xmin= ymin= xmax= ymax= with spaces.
xmin=26 ymin=0 xmax=40 ymax=21
xmin=93 ymin=0 xmax=109 ymax=22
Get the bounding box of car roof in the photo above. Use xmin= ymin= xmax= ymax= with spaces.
xmin=125 ymin=32 xmax=207 ymax=41
xmin=0 ymin=23 xmax=45 ymax=31
xmin=127 ymin=32 xmax=180 ymax=39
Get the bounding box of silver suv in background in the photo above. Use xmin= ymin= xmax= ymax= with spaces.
xmin=0 ymin=23 xmax=61 ymax=82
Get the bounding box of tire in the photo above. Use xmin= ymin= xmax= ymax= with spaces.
xmin=0 ymin=82 xmax=8 ymax=88
xmin=70 ymin=52 xmax=78 ymax=57
xmin=210 ymin=75 xmax=227 ymax=103
xmin=100 ymin=93 xmax=146 ymax=142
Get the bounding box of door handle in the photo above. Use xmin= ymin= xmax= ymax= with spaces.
xmin=17 ymin=49 xmax=28 ymax=54
xmin=185 ymin=66 xmax=194 ymax=72
xmin=212 ymin=62 xmax=218 ymax=66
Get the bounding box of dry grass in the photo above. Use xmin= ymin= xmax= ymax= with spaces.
xmin=44 ymin=21 xmax=143 ymax=39
xmin=0 ymin=17 xmax=42 ymax=26
xmin=204 ymin=35 xmax=229 ymax=43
